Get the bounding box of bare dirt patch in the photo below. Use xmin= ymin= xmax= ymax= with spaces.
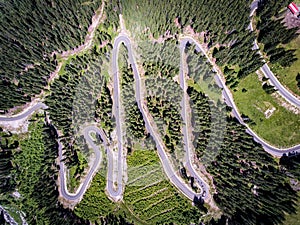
xmin=283 ymin=8 xmax=300 ymax=33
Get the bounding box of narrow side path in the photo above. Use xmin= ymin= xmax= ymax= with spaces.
xmin=48 ymin=1 xmax=105 ymax=83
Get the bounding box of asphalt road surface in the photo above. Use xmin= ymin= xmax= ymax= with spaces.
xmin=0 ymin=103 xmax=47 ymax=121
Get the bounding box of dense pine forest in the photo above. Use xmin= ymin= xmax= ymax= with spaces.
xmin=122 ymin=0 xmax=264 ymax=83
xmin=0 ymin=0 xmax=268 ymax=114
xmin=256 ymin=0 xmax=299 ymax=67
xmin=45 ymin=43 xmax=114 ymax=191
xmin=188 ymin=87 xmax=296 ymax=224
xmin=119 ymin=44 xmax=148 ymax=140
xmin=44 ymin=1 xmax=118 ymax=190
xmin=280 ymin=153 xmax=300 ymax=181
xmin=0 ymin=0 xmax=102 ymax=111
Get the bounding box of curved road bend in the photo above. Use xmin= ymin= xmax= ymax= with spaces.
xmin=0 ymin=102 xmax=47 ymax=121
xmin=250 ymin=1 xmax=300 ymax=108
xmin=58 ymin=126 xmax=110 ymax=201
xmin=0 ymin=102 xmax=112 ymax=201
xmin=181 ymin=36 xmax=300 ymax=157
xmin=113 ymin=34 xmax=207 ymax=200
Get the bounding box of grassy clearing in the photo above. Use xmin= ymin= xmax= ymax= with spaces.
xmin=187 ymin=77 xmax=221 ymax=103
xmin=284 ymin=192 xmax=300 ymax=225
xmin=271 ymin=35 xmax=300 ymax=96
xmin=124 ymin=148 xmax=203 ymax=225
xmin=232 ymin=73 xmax=300 ymax=147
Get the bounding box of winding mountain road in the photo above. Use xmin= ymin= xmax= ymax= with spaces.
xmin=180 ymin=36 xmax=300 ymax=157
xmin=250 ymin=1 xmax=300 ymax=108
xmin=58 ymin=126 xmax=109 ymax=201
xmin=1 ymin=31 xmax=299 ymax=203
xmin=113 ymin=34 xmax=208 ymax=200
